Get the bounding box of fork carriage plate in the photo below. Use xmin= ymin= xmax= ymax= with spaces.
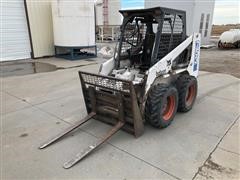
xmin=39 ymin=71 xmax=144 ymax=169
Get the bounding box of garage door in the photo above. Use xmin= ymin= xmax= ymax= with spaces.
xmin=0 ymin=0 xmax=31 ymax=61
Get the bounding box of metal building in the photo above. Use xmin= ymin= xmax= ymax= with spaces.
xmin=1 ymin=0 xmax=31 ymax=61
xmin=0 ymin=0 xmax=54 ymax=62
xmin=145 ymin=0 xmax=215 ymax=44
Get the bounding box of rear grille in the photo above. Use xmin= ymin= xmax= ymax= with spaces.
xmin=157 ymin=14 xmax=184 ymax=60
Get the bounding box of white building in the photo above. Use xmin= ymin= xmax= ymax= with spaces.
xmin=0 ymin=0 xmax=215 ymax=62
xmin=145 ymin=0 xmax=215 ymax=44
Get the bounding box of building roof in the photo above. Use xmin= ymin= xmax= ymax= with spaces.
xmin=119 ymin=7 xmax=186 ymax=17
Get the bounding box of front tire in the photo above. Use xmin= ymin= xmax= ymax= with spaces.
xmin=145 ymin=84 xmax=178 ymax=128
xmin=177 ymin=75 xmax=198 ymax=112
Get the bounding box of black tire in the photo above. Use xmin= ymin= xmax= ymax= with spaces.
xmin=218 ymin=41 xmax=222 ymax=48
xmin=236 ymin=41 xmax=240 ymax=48
xmin=145 ymin=84 xmax=178 ymax=128
xmin=176 ymin=74 xmax=198 ymax=112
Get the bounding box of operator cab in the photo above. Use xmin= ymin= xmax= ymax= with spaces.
xmin=117 ymin=15 xmax=157 ymax=71
xmin=115 ymin=7 xmax=187 ymax=72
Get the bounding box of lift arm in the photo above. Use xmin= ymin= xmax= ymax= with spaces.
xmin=145 ymin=33 xmax=201 ymax=94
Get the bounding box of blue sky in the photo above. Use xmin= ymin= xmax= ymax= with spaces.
xmin=121 ymin=0 xmax=239 ymax=25
xmin=122 ymin=0 xmax=144 ymax=9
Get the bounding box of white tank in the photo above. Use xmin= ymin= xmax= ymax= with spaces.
xmin=219 ymin=29 xmax=240 ymax=44
xmin=51 ymin=0 xmax=95 ymax=47
xmin=95 ymin=0 xmax=122 ymax=26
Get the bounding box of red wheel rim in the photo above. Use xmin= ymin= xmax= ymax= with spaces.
xmin=162 ymin=95 xmax=176 ymax=121
xmin=186 ymin=84 xmax=196 ymax=106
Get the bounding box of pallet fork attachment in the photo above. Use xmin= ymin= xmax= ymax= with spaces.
xmin=39 ymin=112 xmax=96 ymax=150
xmin=39 ymin=112 xmax=124 ymax=169
xmin=63 ymin=121 xmax=124 ymax=169
xmin=39 ymin=71 xmax=144 ymax=169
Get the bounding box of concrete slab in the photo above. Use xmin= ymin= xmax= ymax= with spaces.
xmin=0 ymin=91 xmax=31 ymax=115
xmin=37 ymin=94 xmax=88 ymax=124
xmin=198 ymin=71 xmax=213 ymax=76
xmin=210 ymin=83 xmax=240 ymax=103
xmin=195 ymin=148 xmax=240 ymax=180
xmin=197 ymin=73 xmax=240 ymax=101
xmin=171 ymin=96 xmax=240 ymax=137
xmin=2 ymin=64 xmax=240 ymax=179
xmin=2 ymin=107 xmax=174 ymax=179
xmin=80 ymin=116 xmax=219 ymax=179
xmin=219 ymin=118 xmax=240 ymax=155
xmin=110 ymin=124 xmax=219 ymax=179
xmin=2 ymin=64 xmax=100 ymax=105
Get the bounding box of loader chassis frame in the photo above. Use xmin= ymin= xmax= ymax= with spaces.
xmin=39 ymin=7 xmax=201 ymax=169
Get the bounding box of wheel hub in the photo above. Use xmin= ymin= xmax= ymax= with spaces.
xmin=185 ymin=84 xmax=196 ymax=106
xmin=162 ymin=95 xmax=176 ymax=121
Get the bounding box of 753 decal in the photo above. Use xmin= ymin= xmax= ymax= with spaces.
xmin=193 ymin=40 xmax=200 ymax=71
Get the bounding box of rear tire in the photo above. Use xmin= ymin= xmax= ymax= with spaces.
xmin=176 ymin=75 xmax=198 ymax=112
xmin=145 ymin=84 xmax=178 ymax=128
xmin=236 ymin=41 xmax=240 ymax=48
xmin=218 ymin=41 xmax=222 ymax=48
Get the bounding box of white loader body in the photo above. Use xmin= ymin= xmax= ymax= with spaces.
xmin=100 ymin=33 xmax=201 ymax=95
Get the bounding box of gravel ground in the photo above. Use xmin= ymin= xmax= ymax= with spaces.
xmin=200 ymin=37 xmax=240 ymax=79
xmin=200 ymin=47 xmax=240 ymax=78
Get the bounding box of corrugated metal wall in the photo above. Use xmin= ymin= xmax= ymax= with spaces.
xmin=1 ymin=0 xmax=31 ymax=61
xmin=26 ymin=0 xmax=54 ymax=58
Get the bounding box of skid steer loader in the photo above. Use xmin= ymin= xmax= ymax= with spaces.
xmin=39 ymin=7 xmax=201 ymax=169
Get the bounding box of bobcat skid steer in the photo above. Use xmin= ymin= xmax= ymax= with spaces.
xmin=39 ymin=7 xmax=201 ymax=169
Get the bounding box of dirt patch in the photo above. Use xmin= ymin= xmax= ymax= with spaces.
xmin=204 ymin=160 xmax=227 ymax=172
xmin=197 ymin=158 xmax=239 ymax=180
xmin=212 ymin=24 xmax=240 ymax=36
xmin=200 ymin=47 xmax=240 ymax=78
